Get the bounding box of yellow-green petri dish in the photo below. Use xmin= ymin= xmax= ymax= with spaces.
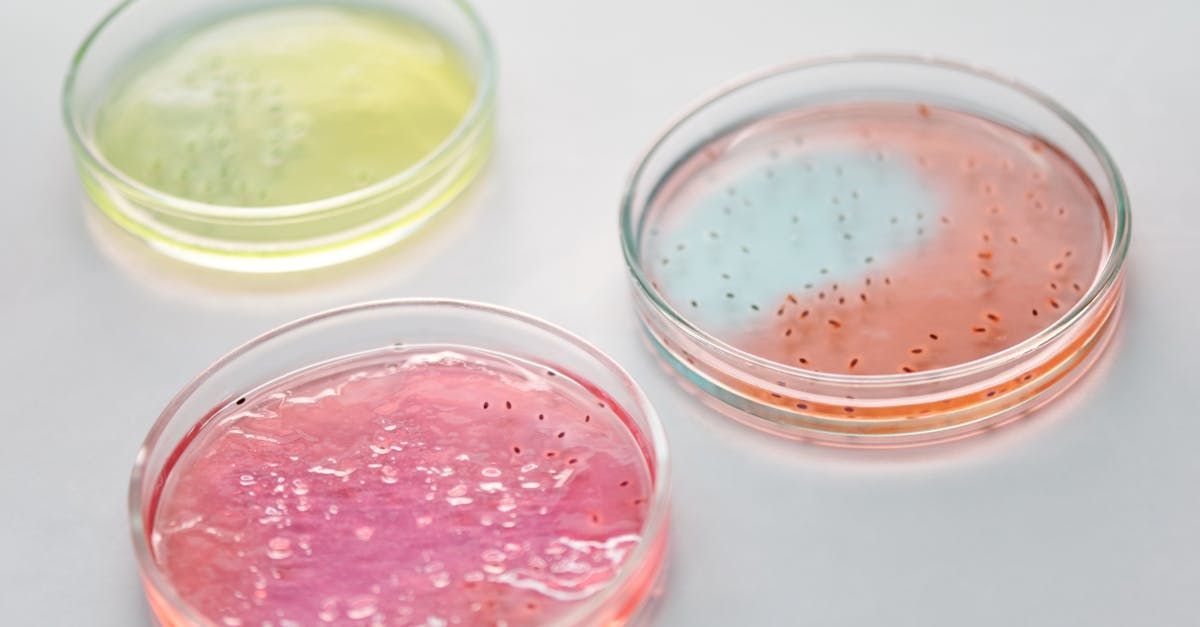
xmin=64 ymin=0 xmax=495 ymax=272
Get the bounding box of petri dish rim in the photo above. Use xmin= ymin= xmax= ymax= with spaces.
xmin=62 ymin=0 xmax=497 ymax=221
xmin=128 ymin=298 xmax=671 ymax=626
xmin=619 ymin=53 xmax=1131 ymax=390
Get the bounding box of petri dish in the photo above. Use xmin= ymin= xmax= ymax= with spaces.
xmin=130 ymin=300 xmax=669 ymax=626
xmin=620 ymin=56 xmax=1130 ymax=446
xmin=64 ymin=0 xmax=495 ymax=273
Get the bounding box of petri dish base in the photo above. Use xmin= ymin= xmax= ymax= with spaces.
xmin=620 ymin=56 xmax=1130 ymax=447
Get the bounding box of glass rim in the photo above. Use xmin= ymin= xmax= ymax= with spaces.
xmin=128 ymin=298 xmax=672 ymax=626
xmin=619 ymin=53 xmax=1132 ymax=389
xmin=62 ymin=0 xmax=497 ymax=221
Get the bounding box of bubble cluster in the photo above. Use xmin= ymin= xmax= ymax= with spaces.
xmin=93 ymin=5 xmax=476 ymax=206
xmin=151 ymin=347 xmax=653 ymax=625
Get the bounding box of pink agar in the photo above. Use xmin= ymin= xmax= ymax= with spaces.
xmin=148 ymin=346 xmax=656 ymax=626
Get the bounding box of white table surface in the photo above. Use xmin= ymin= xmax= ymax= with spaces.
xmin=2 ymin=0 xmax=1198 ymax=625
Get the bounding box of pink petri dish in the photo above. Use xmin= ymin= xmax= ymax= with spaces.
xmin=620 ymin=56 xmax=1131 ymax=446
xmin=130 ymin=300 xmax=669 ymax=626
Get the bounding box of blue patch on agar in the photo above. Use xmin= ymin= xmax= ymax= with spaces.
xmin=654 ymin=150 xmax=939 ymax=333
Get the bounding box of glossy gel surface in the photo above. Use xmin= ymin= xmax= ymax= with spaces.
xmin=641 ymin=102 xmax=1111 ymax=375
xmin=93 ymin=5 xmax=475 ymax=207
xmin=149 ymin=347 xmax=653 ymax=626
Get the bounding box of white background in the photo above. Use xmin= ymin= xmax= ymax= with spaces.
xmin=2 ymin=1 xmax=1198 ymax=625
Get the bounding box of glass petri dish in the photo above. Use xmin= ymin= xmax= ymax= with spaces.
xmin=620 ymin=55 xmax=1130 ymax=446
xmin=129 ymin=300 xmax=669 ymax=626
xmin=64 ymin=0 xmax=495 ymax=273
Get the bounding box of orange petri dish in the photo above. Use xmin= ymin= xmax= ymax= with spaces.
xmin=620 ymin=56 xmax=1130 ymax=446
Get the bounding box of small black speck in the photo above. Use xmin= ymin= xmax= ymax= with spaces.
xmin=235 ymin=397 xmax=245 ymax=405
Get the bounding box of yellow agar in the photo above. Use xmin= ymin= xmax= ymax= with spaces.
xmin=93 ymin=4 xmax=477 ymax=208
